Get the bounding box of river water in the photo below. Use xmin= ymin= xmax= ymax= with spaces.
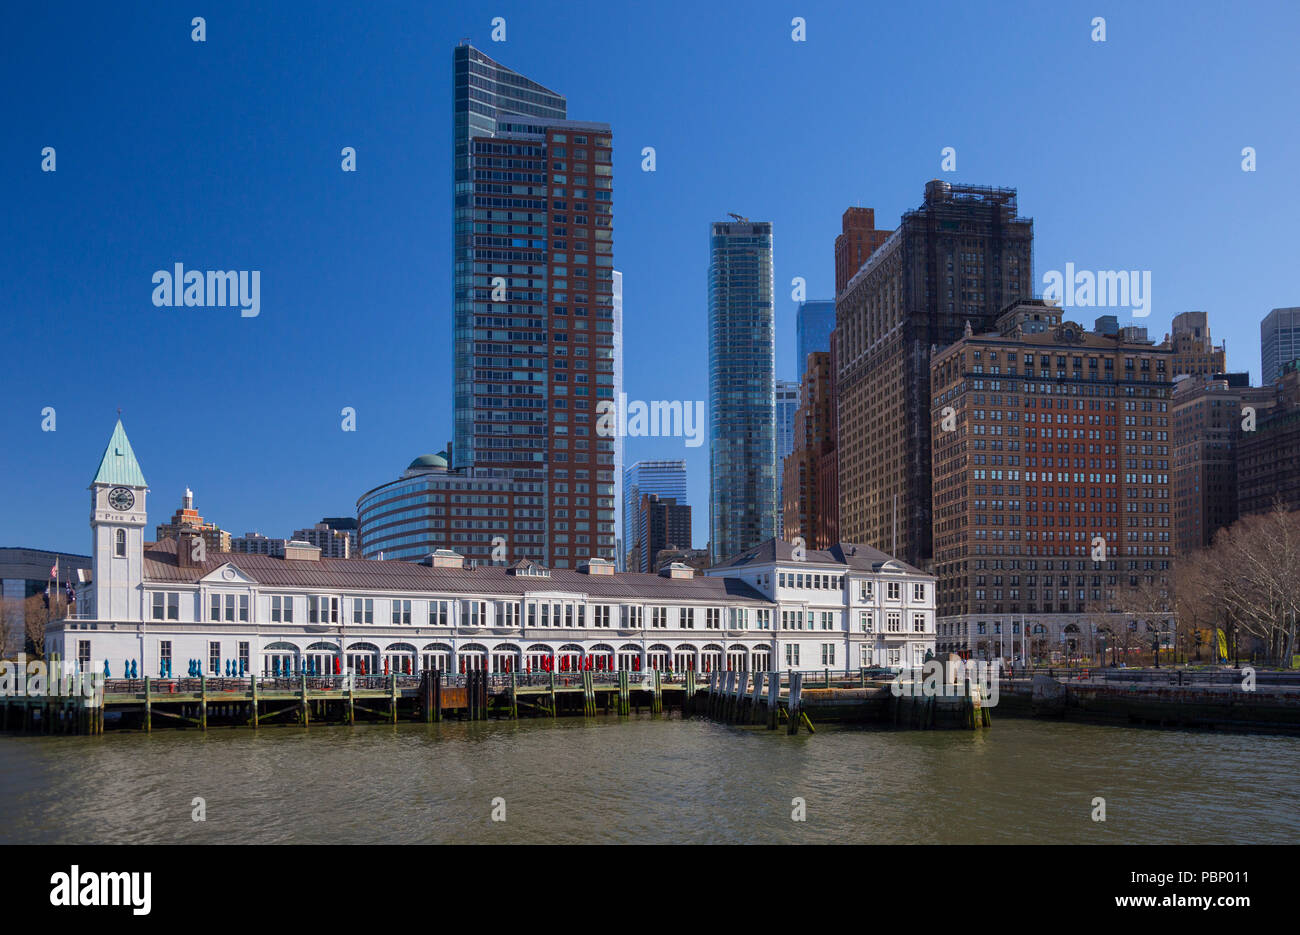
xmin=1 ymin=716 xmax=1295 ymax=844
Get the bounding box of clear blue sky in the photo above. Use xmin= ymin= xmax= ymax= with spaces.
xmin=3 ymin=0 xmax=1297 ymax=556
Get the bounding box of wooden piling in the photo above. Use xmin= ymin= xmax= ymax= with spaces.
xmin=389 ymin=672 xmax=398 ymax=724
xmin=652 ymin=668 xmax=663 ymax=716
xmin=143 ymin=676 xmax=152 ymax=733
xmin=508 ymin=672 xmax=518 ymax=719
xmin=199 ymin=674 xmax=208 ymax=731
xmin=750 ymin=672 xmax=765 ymax=724
xmin=582 ymin=670 xmax=595 ymax=717
xmin=618 ymin=670 xmax=629 ymax=716
xmin=299 ymin=672 xmax=309 ymax=727
xmin=766 ymin=672 xmax=779 ymax=730
xmin=250 ymin=673 xmax=260 ymax=728
xmin=548 ymin=672 xmax=557 ymax=718
xmin=787 ymin=672 xmax=803 ymax=735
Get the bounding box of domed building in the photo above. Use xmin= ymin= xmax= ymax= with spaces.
xmin=356 ymin=447 xmax=545 ymax=565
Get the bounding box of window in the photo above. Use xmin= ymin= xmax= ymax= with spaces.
xmin=912 ymin=614 xmax=926 ymax=633
xmin=77 ymin=639 xmax=91 ymax=671
xmin=114 ymin=529 xmax=126 ymax=557
xmin=309 ymin=595 xmax=339 ymax=624
xmin=651 ymin=606 xmax=667 ymax=628
xmin=785 ymin=644 xmax=800 ymax=667
xmin=887 ymin=612 xmax=902 ymax=633
xmin=151 ymin=592 xmax=179 ymax=621
xmin=680 ymin=607 xmax=695 ymax=629
xmin=159 ymin=640 xmax=172 ymax=675
xmin=706 ymin=608 xmax=721 ymax=629
xmin=912 ymin=582 xmax=926 ymax=601
xmin=209 ymin=593 xmax=239 ymax=622
xmin=271 ymin=595 xmax=294 ymax=623
xmin=429 ymin=600 xmax=451 ymax=626
xmin=208 ymin=641 xmax=221 ymax=675
xmin=501 ymin=602 xmax=520 ymax=627
xmin=238 ymin=641 xmax=249 ymax=674
xmin=391 ymin=599 xmax=412 ymax=625
xmin=887 ymin=582 xmax=901 ymax=601
xmin=729 ymin=608 xmax=749 ymax=630
xmin=755 ymin=609 xmax=772 ymax=630
xmin=821 ymin=644 xmax=835 ymax=666
xmin=592 ymin=605 xmax=610 ymax=627
xmin=860 ymin=581 xmax=873 ymax=601
xmin=859 ymin=611 xmax=873 ymax=632
xmin=623 ymin=605 xmax=642 ymax=628
xmin=820 ymin=612 xmax=834 ymax=630
xmin=467 ymin=601 xmax=486 ymax=626
xmin=353 ymin=598 xmax=374 ymax=625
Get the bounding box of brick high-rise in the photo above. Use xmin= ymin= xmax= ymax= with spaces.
xmin=781 ymin=351 xmax=835 ymax=547
xmin=833 ymin=208 xmax=892 ymax=297
xmin=1171 ymin=372 xmax=1275 ymax=553
xmin=930 ymin=303 xmax=1175 ymax=661
xmin=1167 ymin=311 xmax=1226 ymax=379
xmin=836 ymin=181 xmax=1034 ymax=568
xmin=452 ymin=44 xmax=617 ymax=567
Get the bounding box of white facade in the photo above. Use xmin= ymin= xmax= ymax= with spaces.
xmin=50 ymin=424 xmax=935 ymax=678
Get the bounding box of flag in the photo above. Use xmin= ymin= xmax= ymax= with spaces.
xmin=49 ymin=561 xmax=57 ymax=580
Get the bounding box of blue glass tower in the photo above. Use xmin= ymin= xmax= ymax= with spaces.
xmin=795 ymin=299 xmax=836 ymax=380
xmin=708 ymin=220 xmax=776 ymax=564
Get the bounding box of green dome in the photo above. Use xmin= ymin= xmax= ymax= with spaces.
xmin=407 ymin=453 xmax=448 ymax=470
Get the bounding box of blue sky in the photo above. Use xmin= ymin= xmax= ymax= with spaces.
xmin=3 ymin=0 xmax=1298 ymax=556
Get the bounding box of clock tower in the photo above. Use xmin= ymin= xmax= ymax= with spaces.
xmin=90 ymin=420 xmax=149 ymax=622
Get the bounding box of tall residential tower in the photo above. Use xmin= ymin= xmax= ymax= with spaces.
xmin=836 ymin=181 xmax=1034 ymax=567
xmin=451 ymin=43 xmax=617 ymax=567
xmin=708 ymin=220 xmax=776 ymax=564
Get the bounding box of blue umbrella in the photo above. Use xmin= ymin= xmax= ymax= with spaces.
xmin=103 ymin=660 xmax=110 ymax=678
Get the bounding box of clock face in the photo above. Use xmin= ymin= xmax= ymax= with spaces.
xmin=108 ymin=487 xmax=135 ymax=512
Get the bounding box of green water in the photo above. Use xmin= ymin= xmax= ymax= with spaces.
xmin=1 ymin=716 xmax=1295 ymax=844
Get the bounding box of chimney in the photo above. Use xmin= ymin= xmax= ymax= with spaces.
xmin=175 ymin=528 xmax=205 ymax=567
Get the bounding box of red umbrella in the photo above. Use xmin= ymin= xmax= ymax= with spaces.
xmin=633 ymin=657 xmax=640 ymax=671
xmin=334 ymin=656 xmax=341 ymax=675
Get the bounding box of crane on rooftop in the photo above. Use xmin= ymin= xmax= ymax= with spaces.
xmin=727 ymin=213 xmax=749 ymax=223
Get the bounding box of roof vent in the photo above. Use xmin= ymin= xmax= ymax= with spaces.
xmin=510 ymin=559 xmax=551 ymax=577
xmin=423 ymin=549 xmax=466 ymax=569
xmin=284 ymin=540 xmax=321 ymax=561
xmin=658 ymin=562 xmax=694 ymax=580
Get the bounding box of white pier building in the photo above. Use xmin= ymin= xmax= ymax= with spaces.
xmin=50 ymin=422 xmax=935 ymax=676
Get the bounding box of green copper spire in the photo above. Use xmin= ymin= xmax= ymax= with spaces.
xmin=91 ymin=420 xmax=147 ymax=488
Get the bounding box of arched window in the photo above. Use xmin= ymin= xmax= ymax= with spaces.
xmin=114 ymin=528 xmax=126 ymax=557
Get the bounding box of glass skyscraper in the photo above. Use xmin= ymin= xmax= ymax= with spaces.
xmin=1261 ymin=306 xmax=1300 ymax=384
xmin=451 ymin=43 xmax=618 ymax=567
xmin=622 ymin=459 xmax=688 ymax=571
xmin=795 ymin=299 xmax=836 ymax=380
xmin=708 ymin=220 xmax=776 ymax=564
xmin=775 ymin=379 xmax=799 ymax=539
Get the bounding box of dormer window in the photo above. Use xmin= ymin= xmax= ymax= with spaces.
xmin=114 ymin=529 xmax=126 ymax=557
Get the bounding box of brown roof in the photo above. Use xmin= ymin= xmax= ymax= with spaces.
xmin=142 ymin=538 xmax=771 ymax=604
xmin=710 ymin=538 xmax=925 ymax=575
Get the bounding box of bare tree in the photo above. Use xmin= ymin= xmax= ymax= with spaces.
xmin=1206 ymin=506 xmax=1300 ymax=666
